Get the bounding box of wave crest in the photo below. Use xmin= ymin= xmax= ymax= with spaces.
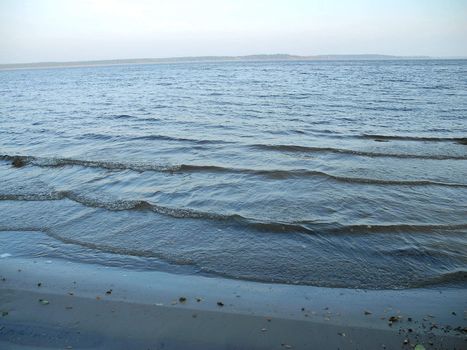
xmin=2 ymin=154 xmax=466 ymax=188
xmin=1 ymin=190 xmax=467 ymax=236
xmin=251 ymin=144 xmax=467 ymax=160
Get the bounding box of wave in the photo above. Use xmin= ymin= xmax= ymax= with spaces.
xmin=0 ymin=191 xmax=313 ymax=234
xmin=328 ymin=223 xmax=467 ymax=234
xmin=74 ymin=130 xmax=233 ymax=145
xmin=381 ymin=246 xmax=466 ymax=259
xmin=416 ymin=270 xmax=467 ymax=287
xmin=0 ymin=154 xmax=171 ymax=172
xmin=2 ymin=224 xmax=465 ymax=289
xmin=80 ymin=133 xmax=116 ymax=140
xmin=1 ymin=191 xmax=467 ymax=237
xmin=0 ymin=225 xmax=196 ymax=266
xmin=2 ymin=154 xmax=467 ymax=188
xmin=130 ymin=134 xmax=231 ymax=145
xmin=0 ymin=192 xmax=65 ymax=201
xmin=361 ymin=134 xmax=467 ymax=144
xmin=108 ymin=114 xmax=164 ymax=122
xmin=238 ymin=222 xmax=467 ymax=235
xmin=250 ymin=144 xmax=467 ymax=160
xmin=0 ymin=191 xmax=233 ymax=221
xmin=112 ymin=114 xmax=135 ymax=119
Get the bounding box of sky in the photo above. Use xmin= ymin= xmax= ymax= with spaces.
xmin=1 ymin=0 xmax=466 ymax=63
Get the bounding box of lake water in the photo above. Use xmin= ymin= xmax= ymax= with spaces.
xmin=0 ymin=59 xmax=466 ymax=289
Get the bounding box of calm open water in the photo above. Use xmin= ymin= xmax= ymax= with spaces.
xmin=0 ymin=60 xmax=466 ymax=289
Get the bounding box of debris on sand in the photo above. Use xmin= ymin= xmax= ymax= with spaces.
xmin=196 ymin=297 xmax=203 ymax=302
xmin=388 ymin=315 xmax=401 ymax=325
xmin=37 ymin=282 xmax=42 ymax=287
xmin=261 ymin=328 xmax=267 ymax=332
xmin=39 ymin=299 xmax=49 ymax=305
xmin=364 ymin=310 xmax=372 ymax=315
xmin=2 ymin=311 xmax=8 ymax=317
xmin=179 ymin=297 xmax=187 ymax=303
xmin=105 ymin=289 xmax=112 ymax=295
xmin=217 ymin=301 xmax=224 ymax=307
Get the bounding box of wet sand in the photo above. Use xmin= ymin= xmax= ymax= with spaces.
xmin=0 ymin=257 xmax=465 ymax=349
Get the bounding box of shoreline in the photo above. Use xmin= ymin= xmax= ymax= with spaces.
xmin=1 ymin=257 xmax=465 ymax=349
xmin=1 ymin=55 xmax=461 ymax=72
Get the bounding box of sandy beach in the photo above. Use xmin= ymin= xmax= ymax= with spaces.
xmin=0 ymin=256 xmax=465 ymax=349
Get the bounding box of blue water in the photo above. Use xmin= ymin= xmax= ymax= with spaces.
xmin=0 ymin=59 xmax=466 ymax=289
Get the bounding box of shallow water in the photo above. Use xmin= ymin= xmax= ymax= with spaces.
xmin=0 ymin=59 xmax=466 ymax=289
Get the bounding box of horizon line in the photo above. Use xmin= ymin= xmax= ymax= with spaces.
xmin=1 ymin=53 xmax=467 ymax=70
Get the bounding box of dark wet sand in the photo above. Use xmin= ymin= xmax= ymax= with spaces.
xmin=0 ymin=257 xmax=465 ymax=349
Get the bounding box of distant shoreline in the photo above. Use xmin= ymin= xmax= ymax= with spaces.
xmin=1 ymin=54 xmax=465 ymax=71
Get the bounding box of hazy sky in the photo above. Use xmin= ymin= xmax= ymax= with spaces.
xmin=1 ymin=0 xmax=466 ymax=63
